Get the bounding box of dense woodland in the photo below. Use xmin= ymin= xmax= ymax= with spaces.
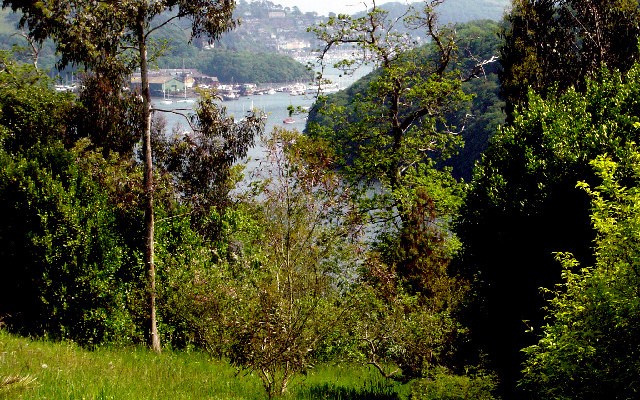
xmin=1 ymin=0 xmax=640 ymax=399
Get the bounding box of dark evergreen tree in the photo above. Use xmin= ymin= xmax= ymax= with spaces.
xmin=500 ymin=0 xmax=640 ymax=120
xmin=458 ymin=63 xmax=640 ymax=398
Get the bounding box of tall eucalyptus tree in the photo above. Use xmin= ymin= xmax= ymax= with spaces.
xmin=2 ymin=0 xmax=237 ymax=352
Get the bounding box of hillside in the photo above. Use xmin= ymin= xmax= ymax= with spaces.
xmin=437 ymin=0 xmax=510 ymax=23
xmin=306 ymin=19 xmax=505 ymax=180
xmin=353 ymin=0 xmax=510 ymax=25
xmin=0 ymin=4 xmax=315 ymax=83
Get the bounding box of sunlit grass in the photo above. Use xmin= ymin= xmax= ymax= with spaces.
xmin=0 ymin=331 xmax=409 ymax=399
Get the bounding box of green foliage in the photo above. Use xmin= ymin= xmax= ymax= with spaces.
xmin=458 ymin=62 xmax=640 ymax=394
xmin=500 ymin=0 xmax=640 ymax=119
xmin=0 ymin=56 xmax=144 ymax=345
xmin=356 ymin=0 xmax=509 ymax=26
xmin=0 ymin=10 xmax=60 ymax=71
xmin=2 ymin=0 xmax=237 ymax=74
xmin=0 ymin=51 xmax=74 ymax=151
xmin=308 ymin=2 xmax=482 ymax=382
xmin=309 ymin=2 xmax=473 ymax=202
xmin=520 ymin=153 xmax=640 ymax=399
xmin=0 ymin=141 xmax=141 ymax=345
xmin=347 ymin=171 xmax=468 ymax=378
xmin=410 ymin=366 xmax=497 ymax=400
xmin=346 ymin=281 xmax=467 ymax=381
xmin=307 ymin=19 xmax=504 ymax=180
xmin=219 ymin=129 xmax=364 ymax=398
xmin=153 ymin=204 xmax=225 ymax=351
xmin=196 ymin=49 xmax=312 ymax=84
xmin=4 ymin=0 xmax=242 ymax=352
xmin=153 ymin=89 xmax=264 ymax=239
xmin=72 ymin=74 xmax=142 ymax=157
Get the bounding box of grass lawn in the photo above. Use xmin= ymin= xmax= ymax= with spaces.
xmin=0 ymin=331 xmax=409 ymax=399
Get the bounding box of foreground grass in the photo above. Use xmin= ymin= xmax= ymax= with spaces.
xmin=0 ymin=331 xmax=408 ymax=399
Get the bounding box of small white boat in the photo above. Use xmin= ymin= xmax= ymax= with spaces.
xmin=283 ymin=117 xmax=295 ymax=124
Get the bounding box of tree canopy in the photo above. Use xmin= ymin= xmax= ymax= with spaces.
xmin=521 ymin=152 xmax=640 ymax=399
xmin=458 ymin=61 xmax=640 ymax=397
xmin=500 ymin=0 xmax=640 ymax=119
xmin=307 ymin=19 xmax=504 ymax=180
xmin=307 ymin=0 xmax=497 ymax=384
xmin=1 ymin=0 xmax=247 ymax=353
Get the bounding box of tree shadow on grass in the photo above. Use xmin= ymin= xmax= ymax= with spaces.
xmin=299 ymin=383 xmax=402 ymax=400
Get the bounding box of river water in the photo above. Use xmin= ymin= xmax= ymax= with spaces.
xmin=153 ymin=91 xmax=315 ymax=177
xmin=152 ymin=64 xmax=372 ymax=181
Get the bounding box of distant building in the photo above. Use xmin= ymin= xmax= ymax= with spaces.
xmin=130 ymin=69 xmax=219 ymax=96
xmin=131 ymin=75 xmax=185 ymax=97
xmin=279 ymin=39 xmax=310 ymax=51
xmin=268 ymin=10 xmax=286 ymax=18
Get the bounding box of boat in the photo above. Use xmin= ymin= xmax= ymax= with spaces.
xmin=283 ymin=117 xmax=295 ymax=124
xmin=222 ymin=91 xmax=239 ymax=101
xmin=177 ymin=82 xmax=196 ymax=103
xmin=160 ymin=89 xmax=172 ymax=104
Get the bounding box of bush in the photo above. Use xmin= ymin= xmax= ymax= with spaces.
xmin=0 ymin=141 xmax=141 ymax=345
xmin=410 ymin=367 xmax=498 ymax=400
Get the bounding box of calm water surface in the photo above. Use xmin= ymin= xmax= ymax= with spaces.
xmin=152 ymin=65 xmax=372 ymax=180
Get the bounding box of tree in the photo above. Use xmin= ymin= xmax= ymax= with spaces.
xmin=195 ymin=50 xmax=313 ymax=84
xmin=0 ymin=50 xmax=74 ymax=152
xmin=308 ymin=0 xmax=495 ymax=381
xmin=2 ymin=0 xmax=238 ymax=352
xmin=457 ymin=64 xmax=640 ymax=397
xmin=152 ymin=89 xmax=264 ymax=240
xmin=306 ymin=19 xmax=504 ymax=180
xmin=521 ymin=152 xmax=640 ymax=399
xmin=219 ymin=129 xmax=364 ymax=398
xmin=500 ymin=0 xmax=640 ymax=119
xmin=73 ymin=73 xmax=142 ymax=158
xmin=310 ymin=0 xmax=471 ymax=196
xmin=462 ymin=0 xmax=640 ymax=394
xmin=0 ymin=140 xmax=143 ymax=345
xmin=0 ymin=55 xmax=142 ymax=344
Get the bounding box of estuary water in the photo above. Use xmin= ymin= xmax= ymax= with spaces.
xmin=153 ymin=90 xmax=315 ymax=178
xmin=152 ymin=64 xmax=372 ymax=181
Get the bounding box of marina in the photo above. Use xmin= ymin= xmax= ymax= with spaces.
xmin=151 ymin=64 xmax=372 ymax=180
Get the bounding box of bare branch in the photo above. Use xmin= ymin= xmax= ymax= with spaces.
xmin=146 ymin=12 xmax=189 ymax=38
xmin=152 ymin=107 xmax=197 ymax=131
xmin=461 ymin=55 xmax=498 ymax=82
xmin=13 ymin=30 xmax=41 ymax=69
xmin=361 ymin=335 xmax=401 ymax=379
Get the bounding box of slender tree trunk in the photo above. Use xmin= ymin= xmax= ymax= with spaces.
xmin=137 ymin=11 xmax=161 ymax=353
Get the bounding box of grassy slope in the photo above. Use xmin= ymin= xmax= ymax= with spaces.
xmin=0 ymin=331 xmax=408 ymax=400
